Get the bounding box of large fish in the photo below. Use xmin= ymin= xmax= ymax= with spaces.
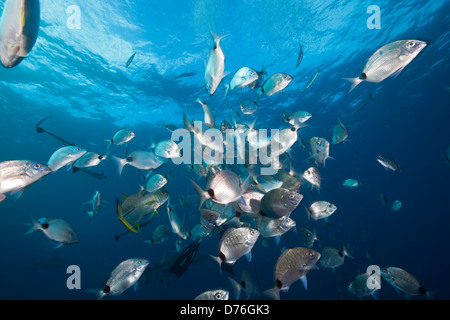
xmin=204 ymin=31 xmax=229 ymax=95
xmin=47 ymin=146 xmax=87 ymax=172
xmin=381 ymin=266 xmax=430 ymax=297
xmin=344 ymin=40 xmax=427 ymax=92
xmin=259 ymin=188 xmax=303 ymax=219
xmin=112 ymin=150 xmax=165 ymax=175
xmin=264 ymin=247 xmax=320 ymax=300
xmin=0 ymin=160 xmax=51 ymax=202
xmin=0 ymin=0 xmax=40 ymax=68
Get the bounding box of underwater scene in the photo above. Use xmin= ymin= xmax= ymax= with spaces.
xmin=0 ymin=0 xmax=449 ymax=301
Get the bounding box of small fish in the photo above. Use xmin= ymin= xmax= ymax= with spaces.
xmin=90 ymin=258 xmax=149 ymax=300
xmin=352 ymin=94 xmax=375 ymax=114
xmin=200 ymin=208 xmax=227 ymax=230
xmin=259 ymin=73 xmax=293 ymax=97
xmin=284 ymin=110 xmax=312 ymax=128
xmin=309 ymin=137 xmax=333 ymax=167
xmin=271 ymin=127 xmax=298 ymax=156
xmin=348 ymin=272 xmax=380 ymax=299
xmin=343 ymin=179 xmax=362 ymax=188
xmin=344 ymin=40 xmax=427 ymax=92
xmin=250 ymin=64 xmax=268 ymax=90
xmin=195 ymin=289 xmax=229 ymax=300
xmin=211 ymin=227 xmax=260 ymax=273
xmin=144 ymin=174 xmax=167 ymax=193
xmin=112 ymin=150 xmax=165 ymax=175
xmin=332 ymin=119 xmax=349 ymax=144
xmin=166 ymin=197 xmax=187 ymax=240
xmin=144 ymin=224 xmax=171 ymax=247
xmin=105 ymin=128 xmax=135 ymax=150
xmin=154 ymin=140 xmax=181 ymax=159
xmin=228 ymin=268 xmax=258 ymax=299
xmin=296 ymin=43 xmax=303 ymax=68
xmin=259 ymin=188 xmax=303 ymax=219
xmin=392 ymin=200 xmax=402 ymax=212
xmin=377 ymin=154 xmax=401 ymax=172
xmin=238 ymin=190 xmax=264 ymax=216
xmin=318 ymin=245 xmax=354 ymax=270
xmin=302 ymin=167 xmax=321 ymax=191
xmin=299 ymin=226 xmax=320 ymax=248
xmin=379 ymin=193 xmax=388 ymax=205
xmin=126 ymin=52 xmax=136 ymax=68
xmin=278 ymin=171 xmax=302 ymax=192
xmin=229 ymin=67 xmax=259 ymax=90
xmin=0 ymin=160 xmax=51 ymax=203
xmin=47 ymin=146 xmax=87 ymax=172
xmin=164 ymin=124 xmax=178 ymax=132
xmin=0 ymin=0 xmax=40 ymax=68
xmin=240 ymin=99 xmax=258 ymax=115
xmin=84 ymin=191 xmax=101 ymax=220
xmin=25 ymin=217 xmax=79 ymax=248
xmin=301 ymin=68 xmax=322 ymax=92
xmin=381 ymin=266 xmax=430 ymax=297
xmin=174 ymin=72 xmax=197 ymax=80
xmin=220 ymin=120 xmax=232 ymax=134
xmin=264 ymin=247 xmax=320 ymax=300
xmin=190 ymin=170 xmax=247 ymax=209
xmin=73 ymin=152 xmax=108 ymax=169
xmin=197 ymin=99 xmax=215 ymax=128
xmin=205 ymin=31 xmax=230 ymax=96
xmin=256 ymin=215 xmax=296 ymax=242
xmin=305 ymin=201 xmax=337 ymax=221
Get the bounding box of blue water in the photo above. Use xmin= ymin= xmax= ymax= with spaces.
xmin=0 ymin=0 xmax=449 ymax=300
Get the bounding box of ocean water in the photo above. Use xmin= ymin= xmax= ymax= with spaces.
xmin=0 ymin=0 xmax=449 ymax=301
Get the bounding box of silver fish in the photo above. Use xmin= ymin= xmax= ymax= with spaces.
xmin=381 ymin=266 xmax=429 ymax=297
xmin=264 ymin=247 xmax=320 ymax=300
xmin=260 ymin=73 xmax=293 ymax=97
xmin=230 ymin=67 xmax=258 ymax=90
xmin=144 ymin=173 xmax=167 ymax=193
xmin=228 ymin=268 xmax=258 ymax=299
xmin=301 ymin=68 xmax=322 ymax=92
xmin=213 ymin=227 xmax=260 ymax=266
xmin=318 ymin=245 xmax=353 ymax=270
xmin=285 ymin=110 xmax=312 ymax=128
xmin=377 ymin=154 xmax=401 ymax=172
xmin=0 ymin=0 xmax=40 ymax=68
xmin=343 ymin=178 xmax=362 ymax=188
xmin=296 ymin=43 xmax=303 ymax=68
xmin=73 ymin=151 xmax=107 ymax=169
xmin=144 ymin=224 xmax=171 ymax=247
xmin=344 ymin=40 xmax=427 ymax=92
xmin=197 ymin=99 xmax=215 ymax=128
xmin=256 ymin=215 xmax=296 ymax=242
xmin=0 ymin=160 xmax=51 ymax=202
xmin=112 ymin=150 xmax=165 ymax=175
xmin=190 ymin=169 xmax=246 ymax=209
xmin=25 ymin=217 xmax=79 ymax=248
xmin=84 ymin=190 xmax=101 ymax=220
xmin=195 ymin=289 xmax=229 ymax=300
xmin=299 ymin=226 xmax=320 ymax=248
xmin=260 ymin=188 xmax=303 ymax=219
xmin=154 ymin=140 xmax=181 ymax=159
xmin=204 ymin=31 xmax=229 ymax=95
xmin=271 ymin=127 xmax=298 ymax=156
xmin=302 ymin=167 xmax=321 ymax=191
xmin=92 ymin=258 xmax=149 ymax=300
xmin=332 ymin=119 xmax=349 ymax=144
xmin=240 ymin=99 xmax=258 ymax=115
xmin=47 ymin=146 xmax=87 ymax=172
xmin=238 ymin=190 xmax=264 ymax=215
xmin=305 ymin=201 xmax=337 ymax=221
xmin=105 ymin=128 xmax=135 ymax=149
xmin=166 ymin=197 xmax=187 ymax=240
xmin=309 ymin=137 xmax=332 ymax=167
xmin=348 ymin=272 xmax=380 ymax=299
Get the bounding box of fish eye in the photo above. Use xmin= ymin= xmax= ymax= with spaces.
xmin=309 ymin=253 xmax=315 ymax=258
xmin=215 ymin=292 xmax=222 ymax=299
xmin=407 ymin=41 xmax=416 ymax=48
xmin=34 ymin=164 xmax=41 ymax=169
xmin=77 ymin=147 xmax=82 ymax=151
xmin=289 ymin=194 xmax=295 ymax=200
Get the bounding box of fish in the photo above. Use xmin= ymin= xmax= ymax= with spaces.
xmin=154 ymin=140 xmax=181 ymax=159
xmin=379 ymin=193 xmax=388 ymax=205
xmin=296 ymin=43 xmax=303 ymax=68
xmin=126 ymin=52 xmax=136 ymax=68
xmin=220 ymin=120 xmax=232 ymax=134
xmin=73 ymin=151 xmax=108 ymax=169
xmin=35 ymin=121 xmax=75 ymax=147
xmin=0 ymin=0 xmax=40 ymax=68
xmin=348 ymin=272 xmax=381 ymax=299
xmin=256 ymin=215 xmax=296 ymax=243
xmin=174 ymin=72 xmax=197 ymax=80
xmin=228 ymin=268 xmax=259 ymax=299
xmin=194 ymin=289 xmax=229 ymax=300
xmin=200 ymin=208 xmax=227 ymax=231
xmin=301 ymin=68 xmax=322 ymax=92
xmin=190 ymin=169 xmax=247 ymax=209
xmin=25 ymin=217 xmax=79 ymax=248
xmin=47 ymin=146 xmax=87 ymax=172
xmin=259 ymin=73 xmax=293 ymax=97
xmin=343 ymin=178 xmax=362 ymax=188
xmin=144 ymin=225 xmax=171 ymax=247
xmin=197 ymin=99 xmax=215 ymax=128
xmin=284 ymin=110 xmax=312 ymax=128
xmin=381 ymin=266 xmax=430 ymax=297
xmin=204 ymin=31 xmax=229 ymax=95
xmin=250 ymin=64 xmax=268 ymax=90
xmin=392 ymin=200 xmax=402 ymax=212
xmin=352 ymin=94 xmax=375 ymax=114
xmin=299 ymin=226 xmax=320 ymax=248
xmin=264 ymin=247 xmax=321 ymax=300
xmin=332 ymin=119 xmax=349 ymax=144
xmin=305 ymin=201 xmax=337 ymax=221
xmin=309 ymin=137 xmax=333 ymax=167
xmin=252 ymin=175 xmax=283 ymax=193
xmin=238 ymin=190 xmax=264 ymax=216
xmin=278 ymin=171 xmax=302 ymax=192
xmin=211 ymin=227 xmax=260 ymax=274
xmin=302 ymin=167 xmax=321 ymax=191
xmin=377 ymin=154 xmax=401 ymax=172
xmin=318 ymin=245 xmax=354 ymax=270
xmin=90 ymin=258 xmax=149 ymax=300
xmin=105 ymin=128 xmax=135 ymax=150
xmin=112 ymin=150 xmax=165 ymax=175
xmin=271 ymin=127 xmax=298 ymax=156
xmin=240 ymin=99 xmax=258 ymax=115
xmin=144 ymin=173 xmax=167 ymax=193
xmin=229 ymin=67 xmax=259 ymax=91
xmin=259 ymin=188 xmax=303 ymax=219
xmin=166 ymin=197 xmax=187 ymax=240
xmin=344 ymin=40 xmax=427 ymax=92
xmin=0 ymin=160 xmax=51 ymax=203
xmin=116 ymin=189 xmax=169 ymax=233
xmin=84 ymin=190 xmax=101 ymax=220
xmin=164 ymin=124 xmax=178 ymax=132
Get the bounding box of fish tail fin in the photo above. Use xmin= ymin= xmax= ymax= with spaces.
xmin=209 ymin=254 xmax=223 ymax=276
xmin=343 ymin=243 xmax=355 ymax=259
xmin=111 ymin=155 xmax=127 ymax=176
xmin=104 ymin=139 xmax=112 ymax=150
xmin=86 ymin=289 xmax=105 ymax=300
xmin=304 ymin=206 xmax=311 ymax=220
xmin=263 ymin=287 xmax=280 ymax=300
xmin=190 ymin=179 xmax=209 ymax=209
xmin=24 ymin=216 xmax=40 ymax=235
xmin=342 ymin=77 xmax=364 ymax=93
xmin=210 ymin=31 xmax=230 ymax=49
xmin=116 ymin=198 xmax=138 ymax=233
xmin=0 ymin=194 xmax=6 ymax=203
xmin=261 ymin=63 xmax=268 ymax=76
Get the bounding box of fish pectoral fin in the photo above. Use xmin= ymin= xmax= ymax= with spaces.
xmin=0 ymin=194 xmax=6 ymax=202
xmin=10 ymin=188 xmax=26 ymax=200
xmin=391 ymin=66 xmax=406 ymax=80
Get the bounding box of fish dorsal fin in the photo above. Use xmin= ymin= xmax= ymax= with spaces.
xmin=121 ymin=194 xmax=128 ymax=200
